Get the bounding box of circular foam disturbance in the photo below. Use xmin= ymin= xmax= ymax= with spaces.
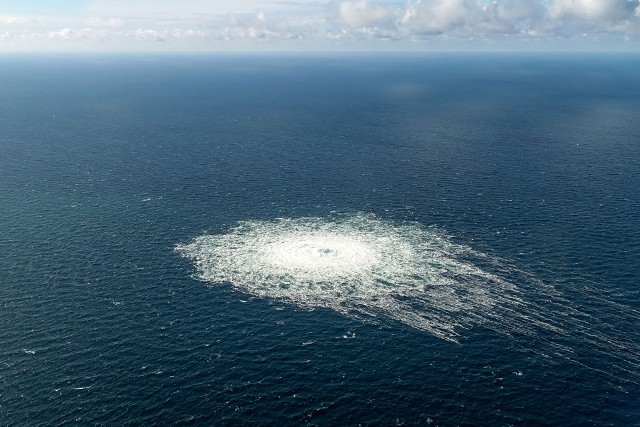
xmin=176 ymin=213 xmax=530 ymax=341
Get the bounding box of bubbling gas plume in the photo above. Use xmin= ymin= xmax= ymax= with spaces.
xmin=176 ymin=213 xmax=544 ymax=341
xmin=177 ymin=213 xmax=640 ymax=381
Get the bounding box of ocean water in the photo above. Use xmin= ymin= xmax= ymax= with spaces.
xmin=1 ymin=54 xmax=639 ymax=425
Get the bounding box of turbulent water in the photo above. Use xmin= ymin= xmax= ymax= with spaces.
xmin=179 ymin=213 xmax=519 ymax=341
xmin=178 ymin=213 xmax=640 ymax=380
xmin=1 ymin=54 xmax=639 ymax=425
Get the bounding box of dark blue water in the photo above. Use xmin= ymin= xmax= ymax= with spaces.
xmin=1 ymin=54 xmax=639 ymax=425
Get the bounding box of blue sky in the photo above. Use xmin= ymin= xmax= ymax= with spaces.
xmin=1 ymin=0 xmax=87 ymax=13
xmin=1 ymin=0 xmax=639 ymax=52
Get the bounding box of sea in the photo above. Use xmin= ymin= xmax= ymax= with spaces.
xmin=1 ymin=53 xmax=639 ymax=425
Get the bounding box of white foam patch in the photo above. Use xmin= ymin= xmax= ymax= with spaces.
xmin=177 ymin=213 xmax=640 ymax=381
xmin=177 ymin=213 xmax=544 ymax=342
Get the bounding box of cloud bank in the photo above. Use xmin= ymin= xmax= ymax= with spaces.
xmin=1 ymin=0 xmax=639 ymax=51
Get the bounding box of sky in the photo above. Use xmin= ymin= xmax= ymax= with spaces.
xmin=1 ymin=0 xmax=639 ymax=52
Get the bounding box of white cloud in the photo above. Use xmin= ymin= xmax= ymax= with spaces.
xmin=0 ymin=14 xmax=35 ymax=25
xmin=83 ymin=17 xmax=125 ymax=28
xmin=478 ymin=0 xmax=544 ymax=34
xmin=1 ymin=0 xmax=640 ymax=51
xmin=336 ymin=0 xmax=392 ymax=28
xmin=48 ymin=28 xmax=73 ymax=39
xmin=548 ymin=0 xmax=639 ymax=22
xmin=86 ymin=0 xmax=289 ymax=18
xmin=170 ymin=28 xmax=207 ymax=40
xmin=129 ymin=28 xmax=164 ymax=41
xmin=400 ymin=0 xmax=475 ymax=35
